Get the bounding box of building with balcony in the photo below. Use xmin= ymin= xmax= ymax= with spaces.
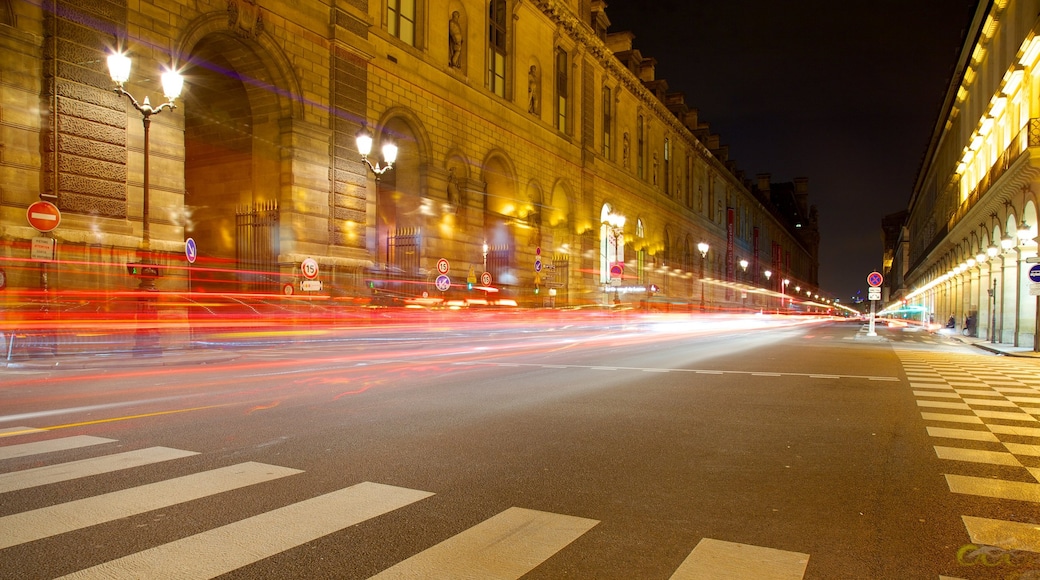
xmin=893 ymin=0 xmax=1039 ymax=346
xmin=1 ymin=0 xmax=820 ymax=311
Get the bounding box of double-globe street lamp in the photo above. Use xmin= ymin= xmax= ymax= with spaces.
xmin=604 ymin=213 xmax=626 ymax=304
xmin=697 ymin=242 xmax=709 ymax=310
xmin=107 ymin=51 xmax=184 ymax=292
xmin=356 ymin=123 xmax=398 ymax=176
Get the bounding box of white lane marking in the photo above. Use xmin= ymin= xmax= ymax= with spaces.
xmin=370 ymin=507 xmax=598 ymax=580
xmin=933 ymin=446 xmax=1022 ymax=467
xmin=0 ymin=447 xmax=199 ymax=493
xmin=945 ymin=474 xmax=1040 ymax=502
xmin=670 ymin=537 xmax=809 ymax=580
xmin=378 ymin=359 xmax=899 ymax=381
xmin=0 ymin=462 xmax=301 ymax=549
xmin=0 ymin=435 xmax=116 ymax=461
xmin=962 ymin=516 xmax=1040 ymax=553
xmin=926 ymin=427 xmax=999 ymax=442
xmin=919 ymin=412 xmax=983 ymax=424
xmin=59 ymin=482 xmax=433 ymax=580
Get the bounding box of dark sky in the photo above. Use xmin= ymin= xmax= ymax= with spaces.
xmin=604 ymin=0 xmax=978 ymax=303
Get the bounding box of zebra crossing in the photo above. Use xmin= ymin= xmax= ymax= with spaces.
xmin=895 ymin=350 xmax=1040 ymax=558
xmin=0 ymin=426 xmax=812 ymax=579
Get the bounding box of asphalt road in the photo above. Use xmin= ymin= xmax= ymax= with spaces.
xmin=1 ymin=316 xmax=1037 ymax=579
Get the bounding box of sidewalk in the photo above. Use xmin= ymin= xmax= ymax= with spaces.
xmin=947 ymin=333 xmax=1040 ymax=359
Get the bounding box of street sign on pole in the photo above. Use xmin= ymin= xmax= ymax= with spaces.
xmin=867 ymin=271 xmax=883 ymax=287
xmin=1028 ymin=264 xmax=1040 ymax=283
xmin=27 ymin=201 xmax=61 ymax=232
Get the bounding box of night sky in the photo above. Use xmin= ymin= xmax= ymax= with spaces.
xmin=604 ymin=0 xmax=978 ymax=303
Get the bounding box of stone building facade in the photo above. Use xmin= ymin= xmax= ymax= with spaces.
xmin=1 ymin=0 xmax=819 ymax=310
xmin=893 ymin=0 xmax=1039 ymax=348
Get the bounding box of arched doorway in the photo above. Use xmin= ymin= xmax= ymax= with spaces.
xmin=182 ymin=33 xmax=285 ymax=292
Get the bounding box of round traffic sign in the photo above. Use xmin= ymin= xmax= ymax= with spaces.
xmin=610 ymin=264 xmax=624 ymax=277
xmin=436 ymin=258 xmax=450 ymax=275
xmin=301 ymin=258 xmax=319 ymax=280
xmin=185 ymin=238 xmax=197 ymax=264
xmin=27 ymin=201 xmax=61 ymax=232
xmin=435 ymin=274 xmax=451 ymax=291
xmin=1029 ymin=264 xmax=1040 ymax=283
xmin=867 ymin=271 xmax=884 ymax=287
xmin=480 ymin=271 xmax=492 ymax=286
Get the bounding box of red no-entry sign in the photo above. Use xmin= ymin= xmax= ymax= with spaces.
xmin=27 ymin=201 xmax=61 ymax=232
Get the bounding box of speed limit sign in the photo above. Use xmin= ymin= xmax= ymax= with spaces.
xmin=480 ymin=271 xmax=492 ymax=286
xmin=301 ymin=258 xmax=319 ymax=280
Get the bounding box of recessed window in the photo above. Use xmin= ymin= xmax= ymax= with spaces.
xmin=387 ymin=0 xmax=415 ymax=46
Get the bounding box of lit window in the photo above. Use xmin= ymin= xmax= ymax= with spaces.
xmin=602 ymin=86 xmax=611 ymax=158
xmin=556 ymin=47 xmax=568 ymax=132
xmin=488 ymin=0 xmax=507 ymax=97
xmin=387 ymin=0 xmax=415 ymax=46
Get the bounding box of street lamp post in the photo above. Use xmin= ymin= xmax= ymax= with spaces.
xmin=782 ymin=278 xmax=790 ymax=314
xmin=698 ymin=242 xmax=709 ymax=310
xmin=108 ymin=51 xmax=184 ymax=291
xmin=605 ymin=213 xmax=626 ymax=305
xmin=763 ymin=269 xmax=772 ymax=313
xmin=739 ymin=259 xmax=748 ymax=310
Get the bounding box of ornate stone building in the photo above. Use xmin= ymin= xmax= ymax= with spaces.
xmin=893 ymin=0 xmax=1039 ymax=347
xmin=1 ymin=0 xmax=819 ymax=310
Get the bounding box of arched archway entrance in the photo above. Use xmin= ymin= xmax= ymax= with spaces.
xmin=183 ymin=33 xmax=286 ymax=292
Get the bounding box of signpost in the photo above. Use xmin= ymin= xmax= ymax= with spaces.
xmin=1030 ymin=264 xmax=1040 ymax=353
xmin=866 ymin=271 xmax=883 ymax=337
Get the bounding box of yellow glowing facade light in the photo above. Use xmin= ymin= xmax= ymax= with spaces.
xmin=978 ymin=117 xmax=994 ymax=136
xmin=1020 ymin=35 xmax=1040 ymax=69
xmin=989 ymin=95 xmax=1007 ymax=119
xmin=1002 ymin=68 xmax=1025 ymax=96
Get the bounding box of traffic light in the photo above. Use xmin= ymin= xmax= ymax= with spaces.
xmin=467 ymin=282 xmax=473 ymax=290
xmin=126 ymin=263 xmax=161 ymax=277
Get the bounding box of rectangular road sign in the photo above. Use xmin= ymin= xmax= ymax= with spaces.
xmin=1030 ymin=282 xmax=1040 ymax=296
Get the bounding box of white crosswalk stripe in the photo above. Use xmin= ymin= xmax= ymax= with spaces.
xmin=0 ymin=446 xmax=198 ymax=493
xmin=0 ymin=434 xmax=115 ymax=460
xmin=0 ymin=461 xmax=302 ymax=549
xmin=371 ymin=507 xmax=598 ymax=579
xmin=670 ymin=538 xmax=809 ymax=580
xmin=60 ymin=482 xmax=434 ymax=580
xmin=896 ymin=350 xmax=1040 ymax=556
xmin=0 ymin=428 xmax=812 ymax=578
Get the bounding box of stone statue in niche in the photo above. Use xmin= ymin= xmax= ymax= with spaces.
xmin=528 ymin=65 xmax=539 ymax=114
xmin=449 ymin=12 xmax=463 ymax=69
xmin=622 ymin=132 xmax=630 ymax=168
xmin=447 ymin=167 xmax=463 ymax=209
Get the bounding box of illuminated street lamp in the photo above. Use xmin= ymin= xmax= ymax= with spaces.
xmin=698 ymin=242 xmax=710 ymax=310
xmin=782 ymin=279 xmax=790 ymax=313
xmin=108 ymin=51 xmax=183 ymax=291
xmin=356 ymin=123 xmax=398 ymax=176
xmin=605 ymin=213 xmax=626 ymax=304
